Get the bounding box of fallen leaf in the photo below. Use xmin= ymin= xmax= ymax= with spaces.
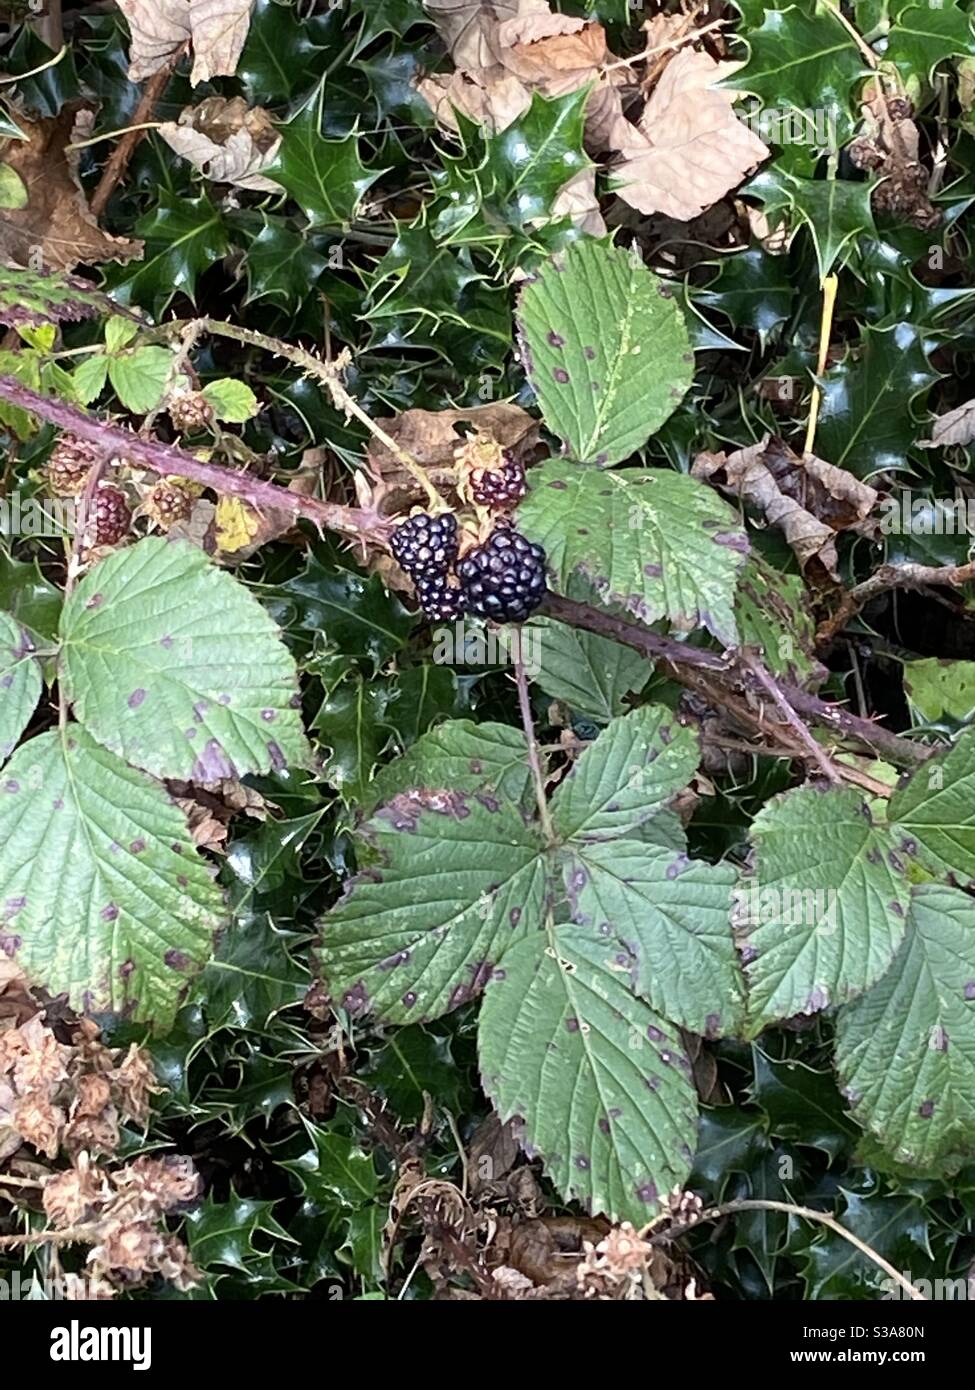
xmin=159 ymin=96 xmax=281 ymax=190
xmin=550 ymin=165 xmax=606 ymax=236
xmin=0 ymin=108 xmax=141 ymax=271
xmin=424 ymin=0 xmax=521 ymax=70
xmin=367 ymin=401 xmax=539 ymax=488
xmin=415 ymin=69 xmax=532 ymax=134
xmin=613 ymin=49 xmax=768 ymax=222
xmin=693 ymin=436 xmax=878 ymax=583
xmin=117 ymin=0 xmax=255 ymax=87
xmin=918 ymin=398 xmax=975 ymax=448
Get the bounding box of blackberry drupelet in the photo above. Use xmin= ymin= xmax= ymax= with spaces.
xmin=415 ymin=572 xmax=466 ymax=621
xmin=390 ymin=511 xmax=458 ymax=579
xmin=469 ymin=451 xmax=527 ymax=509
xmin=87 ymin=485 xmax=132 ymax=547
xmin=457 ymin=526 xmax=546 ymax=623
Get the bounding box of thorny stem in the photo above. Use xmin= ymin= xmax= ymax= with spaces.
xmin=817 ymin=558 xmax=975 ymax=644
xmin=511 ymin=627 xmax=556 ymax=844
xmin=157 ymin=319 xmax=446 ymax=511
xmin=646 ymin=1199 xmax=924 ymax=1301
xmin=0 ymin=377 xmax=391 ymax=549
xmin=59 ymin=450 xmax=109 ymax=729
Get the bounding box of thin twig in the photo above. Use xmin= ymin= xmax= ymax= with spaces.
xmin=511 ymin=626 xmax=556 ymax=845
xmin=819 ymin=0 xmax=879 ymax=68
xmin=90 ymin=44 xmax=188 ymax=219
xmin=818 ymin=558 xmax=975 ymax=645
xmin=646 ymin=1198 xmax=924 ymax=1301
xmin=59 ymin=451 xmax=109 ymax=728
xmin=741 ymin=650 xmax=841 ymax=782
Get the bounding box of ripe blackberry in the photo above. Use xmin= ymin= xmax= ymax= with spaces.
xmin=86 ymin=485 xmax=131 ymax=548
xmin=390 ymin=511 xmax=458 ymax=579
xmin=416 ymin=573 xmax=466 ymax=622
xmin=469 ymin=450 xmax=527 ymax=509
xmin=45 ymin=434 xmax=99 ymax=496
xmin=457 ymin=526 xmax=546 ymax=623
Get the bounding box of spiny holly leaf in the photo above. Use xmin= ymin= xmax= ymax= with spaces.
xmin=320 ymin=795 xmax=548 ymax=1023
xmin=185 ymin=1188 xmax=296 ymax=1281
xmin=726 ymin=1 xmax=863 ymax=165
xmin=478 ymin=928 xmax=699 ymax=1223
xmin=313 ymin=670 xmax=392 ymax=801
xmin=499 ymin=616 xmax=648 ymax=722
xmin=0 ymin=727 xmax=223 ymax=1028
xmin=278 ymin=551 xmax=412 ymax=665
xmin=241 ymin=216 xmax=329 ymax=312
xmin=105 ymin=192 xmax=229 ymax=315
xmin=0 ymin=611 xmax=40 ymax=763
xmin=281 ymin=1126 xmax=380 ymax=1209
xmin=518 ymin=459 xmax=748 ymax=646
xmin=886 ymin=731 xmax=975 ymax=883
xmin=816 ymin=322 xmax=940 ymax=478
xmin=384 ymin=665 xmax=465 ymax=746
xmin=0 ymin=268 xmax=117 ymax=328
xmin=743 ymin=786 xmax=912 ymax=1030
xmin=749 ymin=1049 xmax=857 ymax=1161
xmin=263 ymin=86 xmax=382 ymax=228
xmin=695 ymin=246 xmax=797 ymax=348
xmin=363 ymin=719 xmax=532 ymax=816
xmin=516 ymin=241 xmax=693 ymax=466
xmin=59 ymin=537 xmax=310 ymax=782
xmin=836 ymin=885 xmax=975 ymax=1171
xmin=745 ymin=166 xmax=877 ymax=282
xmin=734 ymin=555 xmax=819 ymax=684
xmin=884 ymin=0 xmax=975 ymax=82
xmin=0 ymin=549 xmax=61 ymax=642
xmin=366 ymin=217 xmax=488 ymax=330
xmin=237 ymin=0 xmax=338 ymax=105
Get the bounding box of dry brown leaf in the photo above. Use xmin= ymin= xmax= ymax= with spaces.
xmin=918 ymin=398 xmax=975 ymax=448
xmin=415 ymin=69 xmax=532 ymax=134
xmin=497 ymin=13 xmax=601 ymax=82
xmin=367 ymin=401 xmax=539 ymax=497
xmin=692 ymin=436 xmax=878 ymax=582
xmin=425 ymin=0 xmax=521 ymax=70
xmin=117 ymin=0 xmax=255 ymax=86
xmin=613 ymin=49 xmax=768 ymax=222
xmin=0 ymin=108 xmax=140 ymax=270
xmin=849 ymin=84 xmax=938 ymax=230
xmin=158 ymin=96 xmax=281 ymax=191
xmin=551 ymin=165 xmax=606 ymax=236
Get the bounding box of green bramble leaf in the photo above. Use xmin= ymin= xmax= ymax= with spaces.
xmin=518 ymin=458 xmax=748 ymax=646
xmin=0 ymin=611 xmax=40 ymax=763
xmin=516 ymin=240 xmax=693 ymax=466
xmin=59 ymin=537 xmax=311 ymax=782
xmin=734 ymin=555 xmax=819 ymax=684
xmin=107 ymin=345 xmax=173 ymax=414
xmin=903 ymin=658 xmax=975 ymax=723
xmin=0 ymin=727 xmax=224 ymax=1029
xmin=836 ymin=885 xmax=975 ymax=1171
xmin=0 ymin=163 xmax=26 ymax=209
xmin=0 ymin=267 xmax=118 ymax=329
xmin=886 ymin=731 xmax=975 ymax=884
xmin=202 ymin=378 xmax=259 ymax=423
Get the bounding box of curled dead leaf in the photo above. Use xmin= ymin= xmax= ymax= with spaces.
xmin=918 ymin=398 xmax=975 ymax=448
xmin=117 ymin=0 xmax=255 ymax=87
xmin=693 ymin=436 xmax=878 ymax=583
xmin=158 ymin=96 xmax=282 ymax=191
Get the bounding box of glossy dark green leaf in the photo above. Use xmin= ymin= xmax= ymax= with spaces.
xmin=696 ymin=246 xmax=797 ymax=348
xmin=279 ymin=553 xmax=413 ymax=664
xmin=105 ymin=191 xmax=229 ymax=315
xmin=746 ymin=166 xmax=877 ymax=281
xmin=750 ymin=1049 xmax=857 ymax=1161
xmin=283 ymin=1127 xmax=381 ymax=1209
xmin=236 ymin=0 xmax=340 ymax=105
xmin=263 ymin=87 xmax=383 ymax=229
xmin=241 ymin=217 xmax=330 ymax=313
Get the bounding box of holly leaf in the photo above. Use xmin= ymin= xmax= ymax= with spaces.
xmin=726 ymin=0 xmax=863 ymax=166
xmin=884 ymin=0 xmax=975 ymax=82
xmin=518 ymin=458 xmax=748 ymax=646
xmin=236 ymin=0 xmax=338 ymax=105
xmin=743 ymin=786 xmax=912 ymax=1030
xmin=516 ymin=240 xmax=693 ymax=466
xmin=0 ymin=727 xmax=223 ymax=1028
xmin=105 ymin=191 xmax=229 ymax=315
xmin=278 ymin=553 xmax=412 ymax=665
xmin=263 ymin=86 xmax=382 ymax=228
xmin=836 ymin=885 xmax=975 ymax=1171
xmin=0 ymin=611 xmax=40 ymax=763
xmin=695 ymin=246 xmax=797 ymax=348
xmin=241 ymin=217 xmax=329 ymax=312
xmin=745 ymin=166 xmax=877 ymax=282
xmin=313 ymin=671 xmax=391 ymax=801
xmin=816 ymin=322 xmax=940 ymax=478
xmin=479 ymin=928 xmax=699 ymax=1223
xmin=59 ymin=536 xmax=310 ymax=782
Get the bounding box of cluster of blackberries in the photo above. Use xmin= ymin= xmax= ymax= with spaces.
xmin=389 ymin=512 xmax=547 ymax=624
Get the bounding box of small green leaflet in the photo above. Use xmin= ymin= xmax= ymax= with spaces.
xmin=362 ymin=719 xmax=532 ymax=816
xmin=319 ymin=705 xmax=742 ymax=1221
xmin=903 ymin=657 xmax=975 ymax=722
xmin=0 ymin=611 xmax=40 ymax=763
xmin=836 ymin=885 xmax=975 ymax=1171
xmin=59 ymin=537 xmax=310 ymax=781
xmin=0 ymin=727 xmax=223 ymax=1029
xmin=516 ymin=241 xmax=693 ymax=466
xmin=518 ymin=459 xmax=748 ymax=646
xmin=202 ymin=378 xmax=259 ymax=423
xmin=734 ymin=555 xmax=819 ymax=684
xmin=498 ymin=616 xmax=648 ymax=722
